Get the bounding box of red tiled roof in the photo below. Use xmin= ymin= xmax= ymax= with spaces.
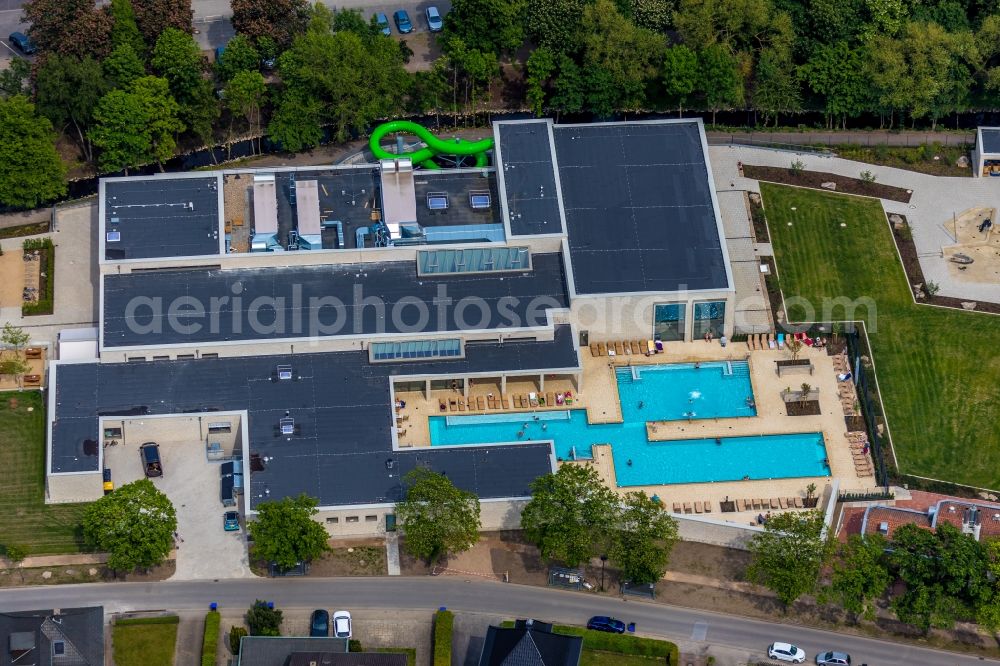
xmin=862 ymin=506 xmax=930 ymax=540
xmin=934 ymin=501 xmax=1000 ymax=538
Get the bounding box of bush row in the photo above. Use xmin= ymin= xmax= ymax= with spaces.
xmin=202 ymin=611 xmax=220 ymax=666
xmin=433 ymin=610 xmax=454 ymax=666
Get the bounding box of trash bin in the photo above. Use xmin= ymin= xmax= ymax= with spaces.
xmin=627 ymin=622 xmax=635 ymax=633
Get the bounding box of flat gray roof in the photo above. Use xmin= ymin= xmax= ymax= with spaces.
xmin=414 ymin=171 xmax=502 ymax=228
xmin=104 ymin=177 xmax=220 ymax=260
xmin=552 ymin=122 xmax=729 ymax=294
xmin=102 ymin=253 xmax=568 ymax=348
xmin=52 ymin=325 xmax=578 ymax=506
xmin=496 ymin=122 xmax=563 ymax=236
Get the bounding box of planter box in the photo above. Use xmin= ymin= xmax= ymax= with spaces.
xmin=781 ymin=388 xmax=820 ymax=403
xmin=776 ymin=359 xmax=813 ymax=376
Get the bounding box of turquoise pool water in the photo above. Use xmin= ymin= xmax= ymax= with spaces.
xmin=427 ymin=361 xmax=831 ymax=485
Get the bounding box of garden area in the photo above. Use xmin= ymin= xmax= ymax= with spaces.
xmin=761 ymin=183 xmax=1000 ymax=489
xmin=112 ymin=616 xmax=178 ymax=666
xmin=0 ymin=391 xmax=87 ymax=555
xmin=499 ymin=621 xmax=680 ymax=666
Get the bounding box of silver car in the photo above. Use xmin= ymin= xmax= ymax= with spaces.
xmin=816 ymin=652 xmax=850 ymax=666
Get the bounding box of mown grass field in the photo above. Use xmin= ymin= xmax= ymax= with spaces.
xmin=0 ymin=391 xmax=89 ymax=554
xmin=112 ymin=617 xmax=178 ymax=666
xmin=761 ymin=183 xmax=1000 ymax=489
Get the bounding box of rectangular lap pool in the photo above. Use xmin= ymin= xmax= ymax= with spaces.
xmin=427 ymin=361 xmax=830 ymax=485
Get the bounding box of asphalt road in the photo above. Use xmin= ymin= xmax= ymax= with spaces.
xmin=0 ymin=577 xmax=995 ymax=665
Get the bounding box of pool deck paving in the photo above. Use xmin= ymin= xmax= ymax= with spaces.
xmin=393 ymin=339 xmax=876 ymax=523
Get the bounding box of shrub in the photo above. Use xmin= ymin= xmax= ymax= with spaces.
xmin=859 ymin=170 xmax=876 ymax=183
xmin=433 ymin=610 xmax=453 ymax=666
xmin=229 ymin=626 xmax=247 ymax=654
xmin=21 ymin=237 xmax=54 ymax=316
xmin=202 ymin=611 xmax=220 ymax=666
xmin=790 ymin=159 xmax=805 ymax=173
xmin=349 ymin=639 xmax=363 ymax=652
xmin=246 ymin=600 xmax=282 ymax=636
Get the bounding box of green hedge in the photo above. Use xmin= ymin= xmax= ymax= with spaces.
xmin=201 ymin=611 xmax=220 ymax=666
xmin=433 ymin=610 xmax=454 ymax=666
xmin=498 ymin=622 xmax=678 ymax=663
xmin=21 ymin=238 xmax=54 ymax=316
xmin=116 ymin=615 xmax=180 ymax=626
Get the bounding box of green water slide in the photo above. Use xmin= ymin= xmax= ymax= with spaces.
xmin=369 ymin=120 xmax=494 ymax=169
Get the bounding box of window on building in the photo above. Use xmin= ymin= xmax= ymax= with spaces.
xmin=418 ymin=246 xmax=530 ymax=275
xmin=208 ymin=422 xmax=232 ymax=434
xmin=53 ymin=642 xmax=65 ymax=656
xmin=127 ymin=356 xmax=146 ymax=362
xmin=365 ymin=515 xmax=378 ymax=522
xmin=201 ymin=353 xmax=219 ymax=359
xmin=653 ymin=303 xmax=686 ymax=342
xmin=345 ymin=516 xmax=359 ymax=523
xmin=692 ymin=301 xmax=726 ymax=340
xmin=326 ymin=517 xmax=339 ymax=524
xmin=371 ymin=339 xmax=462 ymax=362
xmin=177 ymin=354 xmax=195 ymax=360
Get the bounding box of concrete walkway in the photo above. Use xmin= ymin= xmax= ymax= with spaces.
xmin=707 ymin=129 xmax=974 ymax=148
xmin=385 ymin=532 xmax=401 ymax=576
xmin=0 ymin=552 xmax=108 ymax=569
xmin=708 ymin=144 xmax=1000 ymax=304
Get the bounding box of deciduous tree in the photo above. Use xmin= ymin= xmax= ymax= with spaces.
xmin=82 ymin=479 xmax=176 ymax=572
xmin=0 ymin=96 xmax=67 ymax=208
xmin=747 ymin=510 xmax=830 ymax=607
xmin=443 ymin=0 xmax=525 ymax=55
xmin=396 ymin=469 xmax=481 ymax=564
xmin=151 ymin=28 xmax=219 ymax=146
xmin=525 ymin=47 xmax=556 ymax=117
xmin=609 ymin=493 xmax=679 ymax=584
xmin=752 ymin=47 xmax=801 ymax=126
xmin=698 ymin=44 xmax=743 ymax=125
xmin=216 ymin=34 xmax=261 ymax=82
xmin=110 ymin=0 xmax=147 ymax=59
xmin=0 ymin=59 xmax=30 ymax=98
xmin=131 ymin=0 xmax=193 ymax=45
xmin=34 ymin=55 xmax=109 ymax=163
xmin=231 ymin=0 xmax=310 ymax=48
xmin=662 ymin=44 xmax=699 ymax=116
xmin=104 ymin=44 xmax=146 ymax=89
xmin=246 ymin=494 xmax=329 ymax=570
xmin=266 ymin=89 xmax=323 ymax=152
xmin=225 ymin=70 xmax=267 ymax=151
xmin=526 ymin=0 xmax=589 ymax=55
xmin=23 ymin=0 xmax=113 ymax=59
xmin=1 ymin=323 xmax=30 ymax=354
xmin=819 ymin=533 xmax=890 ymax=621
xmin=800 ymin=42 xmax=869 ymax=129
xmin=550 ymin=55 xmax=585 ymax=116
xmin=521 ymin=464 xmax=618 ymax=567
xmin=90 ymin=76 xmax=185 ymax=172
xmin=245 ymin=601 xmax=282 ymax=636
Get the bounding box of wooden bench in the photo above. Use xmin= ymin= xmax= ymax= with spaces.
xmin=25 ymin=347 xmax=43 ymax=359
xmin=23 ymin=374 xmax=41 ymax=386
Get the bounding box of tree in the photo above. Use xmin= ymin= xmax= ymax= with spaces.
xmin=525 ymin=47 xmax=556 ymax=117
xmin=0 ymin=96 xmax=67 ymax=208
xmin=104 ymin=44 xmax=147 ymax=89
xmin=4 ymin=544 xmax=27 ymax=582
xmin=110 ymin=0 xmax=147 ymax=59
xmin=526 ymin=0 xmax=589 ymax=55
xmin=2 ymin=323 xmax=30 ymax=355
xmin=698 ymin=45 xmax=743 ymax=125
xmin=520 ymin=464 xmax=618 ymax=567
xmin=216 ymin=34 xmax=261 ymax=82
xmin=977 ymin=540 xmax=1000 ymax=631
xmin=624 ymin=0 xmax=676 ymax=32
xmin=231 ymin=0 xmax=310 ymax=48
xmin=396 ymin=469 xmax=481 ymax=564
xmin=443 ymin=0 xmax=526 ymax=55
xmin=800 ymin=42 xmax=869 ymax=129
xmin=442 ymin=37 xmax=500 ymax=113
xmin=245 ymin=600 xmax=282 ymax=636
xmin=90 ymin=76 xmax=185 ymax=173
xmin=609 ymin=493 xmax=679 ymax=584
xmin=752 ymin=47 xmax=801 ymax=126
xmin=0 ymin=357 xmax=30 ymax=385
xmin=34 ymin=55 xmax=110 ymax=163
xmin=131 ymin=0 xmax=193 ymax=45
xmin=23 ymin=0 xmax=113 ymax=59
xmin=662 ymin=44 xmax=699 ymax=117
xmin=408 ymin=62 xmax=451 ymax=118
xmin=747 ymin=510 xmax=830 ymax=607
xmin=267 ymin=89 xmax=324 ymax=152
xmin=819 ymin=534 xmax=890 ymax=621
xmin=0 ymin=59 xmax=31 ymax=98
xmin=82 ymin=478 xmax=176 ymax=572
xmin=151 ymin=28 xmax=219 ymax=146
xmin=550 ymin=55 xmax=585 ymax=116
xmin=225 ymin=70 xmax=267 ymax=151
xmin=246 ymin=494 xmax=329 ymax=570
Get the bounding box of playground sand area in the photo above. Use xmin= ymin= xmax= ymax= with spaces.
xmin=943 ymin=207 xmax=1000 ymax=284
xmin=0 ymin=246 xmax=25 ymax=308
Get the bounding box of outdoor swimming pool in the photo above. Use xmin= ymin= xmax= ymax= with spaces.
xmin=427 ymin=361 xmax=831 ymax=485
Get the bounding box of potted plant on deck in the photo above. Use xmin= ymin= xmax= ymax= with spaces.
xmin=803 ymin=483 xmax=818 ymax=508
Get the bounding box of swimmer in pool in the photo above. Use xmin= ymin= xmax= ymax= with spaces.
xmin=627 ymin=459 xmax=633 ymax=466
xmin=638 ymin=401 xmax=644 ymax=409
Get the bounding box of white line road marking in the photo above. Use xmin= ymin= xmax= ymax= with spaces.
xmin=691 ymin=621 xmax=709 ymax=641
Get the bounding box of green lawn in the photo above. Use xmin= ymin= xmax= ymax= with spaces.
xmin=0 ymin=391 xmax=89 ymax=554
xmin=761 ymin=183 xmax=1000 ymax=489
xmin=112 ymin=617 xmax=178 ymax=666
xmin=579 ymin=650 xmax=664 ymax=666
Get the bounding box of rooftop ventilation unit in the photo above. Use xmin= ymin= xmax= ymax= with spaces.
xmin=277 ymin=365 xmax=293 ymax=380
xmin=426 ymin=192 xmax=449 ymax=210
xmin=279 ymin=417 xmax=294 ymax=435
xmin=106 ymin=231 xmax=121 ymax=243
xmin=469 ymin=191 xmax=491 ymax=209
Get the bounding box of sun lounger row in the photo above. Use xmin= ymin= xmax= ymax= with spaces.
xmin=590 ymin=340 xmax=663 ymax=357
xmin=439 ymin=392 xmax=575 ymax=413
xmin=671 ymin=501 xmax=713 ymax=514
xmin=748 ymin=333 xmax=780 ymax=351
xmin=734 ymin=497 xmax=804 ymax=511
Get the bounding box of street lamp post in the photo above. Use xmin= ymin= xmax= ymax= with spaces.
xmin=599 ymin=554 xmax=607 ymax=591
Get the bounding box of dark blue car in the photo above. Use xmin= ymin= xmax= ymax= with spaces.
xmin=393 ymin=10 xmax=413 ymax=34
xmin=8 ymin=32 xmax=37 ymax=55
xmin=586 ymin=616 xmax=626 ymax=633
xmin=309 ymin=609 xmax=329 ymax=637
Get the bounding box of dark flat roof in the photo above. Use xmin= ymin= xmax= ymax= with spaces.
xmin=52 ymin=326 xmax=577 ymax=506
xmin=104 ymin=177 xmax=220 ymax=260
xmin=982 ymin=128 xmax=1000 ymax=153
xmin=414 ymin=171 xmax=502 ymax=228
xmin=102 ymin=254 xmax=568 ymax=348
xmin=497 ymin=122 xmax=563 ymax=236
xmin=273 ymin=169 xmax=378 ymax=250
xmin=552 ymin=122 xmax=729 ymax=294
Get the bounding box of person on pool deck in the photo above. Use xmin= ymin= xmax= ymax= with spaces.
xmin=757 ymin=513 xmax=765 ymax=524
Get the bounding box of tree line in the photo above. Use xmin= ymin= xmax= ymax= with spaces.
xmin=4 ymin=0 xmax=1000 ymax=208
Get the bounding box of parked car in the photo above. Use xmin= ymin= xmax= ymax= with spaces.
xmin=393 ymin=10 xmax=413 ymax=33
xmin=8 ymin=32 xmax=37 ymax=55
xmin=139 ymin=442 xmax=162 ymax=478
xmin=309 ymin=609 xmax=330 ymax=637
xmin=376 ymin=13 xmax=391 ymax=36
xmin=102 ymin=468 xmax=113 ymax=495
xmin=815 ymin=652 xmax=850 ymax=666
xmin=586 ymin=616 xmax=626 ymax=633
xmin=425 ymin=6 xmax=443 ymax=32
xmin=223 ymin=511 xmax=240 ymax=531
xmin=767 ymin=642 xmax=806 ymax=664
xmin=332 ymin=610 xmax=352 ymax=638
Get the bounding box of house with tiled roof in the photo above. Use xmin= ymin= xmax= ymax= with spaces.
xmin=839 ymin=489 xmax=1000 ymax=542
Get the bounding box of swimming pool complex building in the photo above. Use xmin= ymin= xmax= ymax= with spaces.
xmin=47 ymin=119 xmax=842 ymax=541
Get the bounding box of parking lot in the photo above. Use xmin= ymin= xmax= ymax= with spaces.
xmin=102 ymin=416 xmax=253 ymax=581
